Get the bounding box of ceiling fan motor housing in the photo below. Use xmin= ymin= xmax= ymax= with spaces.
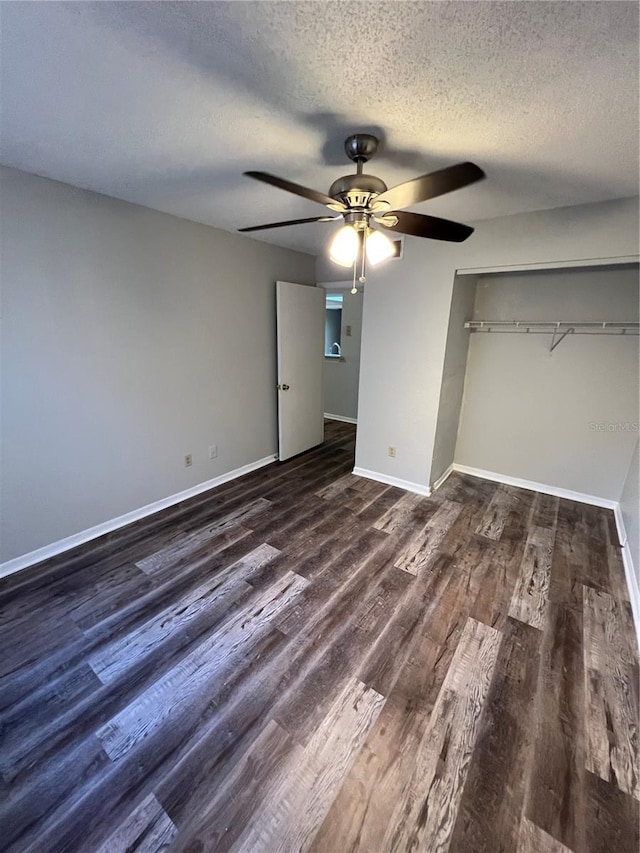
xmin=330 ymin=134 xmax=388 ymax=209
xmin=329 ymin=173 xmax=388 ymax=210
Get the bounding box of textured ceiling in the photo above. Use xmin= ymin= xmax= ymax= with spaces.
xmin=1 ymin=1 xmax=638 ymax=256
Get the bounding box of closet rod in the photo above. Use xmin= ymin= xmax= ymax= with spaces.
xmin=464 ymin=321 xmax=639 ymax=330
xmin=464 ymin=321 xmax=639 ymax=352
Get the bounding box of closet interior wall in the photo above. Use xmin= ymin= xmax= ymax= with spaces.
xmin=447 ymin=263 xmax=639 ymax=502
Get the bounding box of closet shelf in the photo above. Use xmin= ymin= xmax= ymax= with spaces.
xmin=464 ymin=321 xmax=639 ymax=352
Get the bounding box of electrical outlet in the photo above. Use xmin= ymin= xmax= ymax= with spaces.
xmin=346 ymin=325 xmax=352 ymax=337
xmin=209 ymin=444 xmax=218 ymax=460
xmin=184 ymin=453 xmax=193 ymax=467
xmin=388 ymin=446 xmax=396 ymax=458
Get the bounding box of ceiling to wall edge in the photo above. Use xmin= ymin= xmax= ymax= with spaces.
xmin=317 ymin=280 xmax=356 ymax=289
xmin=454 ymin=255 xmax=640 ymax=276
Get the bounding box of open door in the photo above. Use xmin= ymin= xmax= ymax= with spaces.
xmin=276 ymin=281 xmax=325 ymax=461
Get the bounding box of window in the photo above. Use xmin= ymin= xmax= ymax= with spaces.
xmin=325 ymin=293 xmax=343 ymax=357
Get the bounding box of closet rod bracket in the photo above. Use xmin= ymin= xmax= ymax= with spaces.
xmin=550 ymin=325 xmax=575 ymax=352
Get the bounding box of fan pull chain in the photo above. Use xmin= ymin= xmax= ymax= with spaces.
xmin=351 ymin=258 xmax=358 ymax=294
xmin=359 ymin=231 xmax=367 ymax=285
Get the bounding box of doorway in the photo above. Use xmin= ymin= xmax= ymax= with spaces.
xmin=319 ymin=281 xmax=363 ymax=432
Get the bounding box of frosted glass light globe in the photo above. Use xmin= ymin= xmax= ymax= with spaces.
xmin=329 ymin=225 xmax=359 ymax=267
xmin=366 ymin=229 xmax=395 ymax=266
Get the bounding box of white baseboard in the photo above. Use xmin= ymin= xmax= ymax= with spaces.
xmin=324 ymin=413 xmax=358 ymax=425
xmin=613 ymin=503 xmax=628 ymax=546
xmin=620 ymin=543 xmax=640 ymax=653
xmin=352 ymin=466 xmax=431 ymax=497
xmin=451 ymin=464 xmax=618 ymax=510
xmin=431 ymin=464 xmax=454 ymax=491
xmin=0 ymin=454 xmax=277 ymax=579
xmin=613 ymin=507 xmax=640 ymax=652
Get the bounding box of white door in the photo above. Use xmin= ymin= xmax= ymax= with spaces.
xmin=276 ymin=281 xmax=325 ymax=461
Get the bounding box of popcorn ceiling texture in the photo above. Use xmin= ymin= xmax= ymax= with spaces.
xmin=1 ymin=1 xmax=638 ymax=255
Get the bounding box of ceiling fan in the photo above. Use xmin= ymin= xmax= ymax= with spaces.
xmin=239 ymin=134 xmax=485 ymax=287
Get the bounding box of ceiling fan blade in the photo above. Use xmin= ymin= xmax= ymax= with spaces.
xmin=371 ymin=162 xmax=485 ymax=212
xmin=238 ymin=216 xmax=339 ymax=233
xmin=378 ymin=210 xmax=474 ymax=242
xmin=244 ymin=171 xmax=345 ymax=211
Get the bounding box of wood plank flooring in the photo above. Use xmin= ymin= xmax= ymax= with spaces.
xmin=0 ymin=421 xmax=637 ymax=853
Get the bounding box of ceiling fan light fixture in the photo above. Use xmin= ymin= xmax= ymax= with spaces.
xmin=241 ymin=136 xmax=485 ymax=255
xmin=329 ymin=224 xmax=359 ymax=267
xmin=365 ymin=229 xmax=396 ymax=266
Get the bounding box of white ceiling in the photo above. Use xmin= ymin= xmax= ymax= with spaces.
xmin=1 ymin=1 xmax=638 ymax=256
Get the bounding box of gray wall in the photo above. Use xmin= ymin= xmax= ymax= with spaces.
xmin=620 ymin=439 xmax=639 ymax=586
xmin=320 ymin=284 xmax=363 ymax=421
xmin=0 ymin=166 xmax=315 ymax=562
xmin=430 ymin=275 xmax=477 ymax=485
xmin=454 ymin=265 xmax=639 ymax=501
xmin=316 ymin=254 xmax=351 ymax=284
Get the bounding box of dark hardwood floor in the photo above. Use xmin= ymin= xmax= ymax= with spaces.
xmin=1 ymin=421 xmax=638 ymax=852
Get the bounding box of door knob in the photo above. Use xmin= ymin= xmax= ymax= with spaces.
xmin=277 ymin=383 xmax=290 ymax=391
